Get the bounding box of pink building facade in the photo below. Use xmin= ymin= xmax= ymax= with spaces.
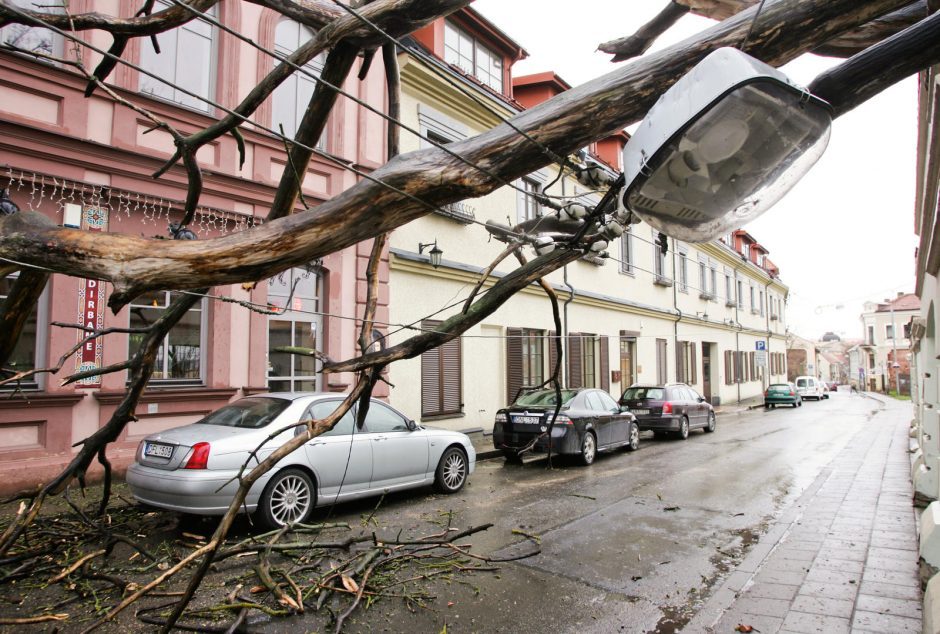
xmin=0 ymin=1 xmax=388 ymax=494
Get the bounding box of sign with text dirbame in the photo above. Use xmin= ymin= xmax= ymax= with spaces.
xmin=75 ymin=206 xmax=108 ymax=387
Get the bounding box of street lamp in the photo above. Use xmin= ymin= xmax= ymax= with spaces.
xmin=621 ymin=48 xmax=832 ymax=242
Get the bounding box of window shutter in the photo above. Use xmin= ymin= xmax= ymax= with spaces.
xmin=599 ymin=336 xmax=609 ymax=392
xmin=690 ymin=343 xmax=697 ymax=385
xmin=441 ymin=335 xmax=462 ymax=414
xmin=675 ymin=342 xmax=683 ymax=383
xmin=547 ymin=330 xmax=560 ymax=384
xmin=568 ymin=334 xmax=583 ymax=389
xmin=724 ymin=350 xmax=733 ymax=385
xmin=506 ymin=327 xmax=523 ymax=405
xmin=421 ymin=320 xmax=462 ymax=417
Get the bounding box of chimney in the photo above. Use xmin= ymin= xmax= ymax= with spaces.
xmin=897 ymin=292 xmax=904 ymax=298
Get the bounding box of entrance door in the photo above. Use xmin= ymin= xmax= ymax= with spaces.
xmin=620 ymin=337 xmax=636 ymax=389
xmin=702 ymin=343 xmax=712 ymax=403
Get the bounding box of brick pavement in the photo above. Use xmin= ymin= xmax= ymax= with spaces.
xmin=687 ymin=396 xmax=921 ymax=633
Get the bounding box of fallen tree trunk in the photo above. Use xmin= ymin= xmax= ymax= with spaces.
xmin=0 ymin=0 xmax=913 ymax=311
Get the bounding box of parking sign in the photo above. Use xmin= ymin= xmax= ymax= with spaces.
xmin=755 ymin=341 xmax=766 ymax=351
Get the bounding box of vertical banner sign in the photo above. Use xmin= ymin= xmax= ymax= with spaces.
xmin=75 ymin=206 xmax=109 ymax=387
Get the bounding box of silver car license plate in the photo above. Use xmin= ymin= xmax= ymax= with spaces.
xmin=513 ymin=415 xmax=540 ymax=425
xmin=144 ymin=442 xmax=174 ymax=459
xmin=632 ymin=409 xmax=650 ymax=415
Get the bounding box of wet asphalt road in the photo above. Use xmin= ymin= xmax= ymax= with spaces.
xmin=266 ymin=391 xmax=883 ymax=633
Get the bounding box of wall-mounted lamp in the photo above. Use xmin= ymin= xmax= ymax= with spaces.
xmin=418 ymin=240 xmax=443 ymax=268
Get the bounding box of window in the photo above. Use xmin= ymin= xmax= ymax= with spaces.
xmin=267 ymin=266 xmax=322 ymax=392
xmin=272 ymin=19 xmax=327 ymax=141
xmin=306 ymin=399 xmax=355 ymax=437
xmin=904 ymin=322 xmax=912 ymax=339
xmin=736 ymin=280 xmax=744 ymax=309
xmin=867 ymin=325 xmax=875 ymax=345
xmin=749 ymin=285 xmax=756 ymax=312
xmin=518 ymin=177 xmax=542 ymax=223
xmin=699 ymin=260 xmax=708 ymax=295
xmin=653 ymin=232 xmax=668 ymax=281
xmin=885 ymin=324 xmax=895 ymax=340
xmin=363 ymin=401 xmax=410 ymax=433
xmin=0 ymin=0 xmax=63 ymax=58
xmin=520 ymin=328 xmax=544 ymax=388
xmin=620 ymin=228 xmax=634 ymax=275
xmin=742 ymin=242 xmax=751 ymax=260
xmin=759 ymin=291 xmax=765 ymax=316
xmin=421 ymin=320 xmax=462 ymax=417
xmin=710 ymin=265 xmax=718 ymax=298
xmin=444 ymin=20 xmax=503 ymax=92
xmin=619 ymin=335 xmax=636 ymax=387
xmin=725 ymin=273 xmax=733 ymax=304
xmin=129 ymin=291 xmax=206 ymax=383
xmin=581 ymin=334 xmax=596 ymax=388
xmin=677 ymin=248 xmax=688 ymax=292
xmin=138 ymin=1 xmax=217 ymax=112
xmin=0 ymin=273 xmax=42 ymax=389
xmin=656 ymin=339 xmax=668 ymax=384
xmin=675 ymin=341 xmax=697 ymax=384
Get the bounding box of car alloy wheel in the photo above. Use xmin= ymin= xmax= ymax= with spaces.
xmin=435 ymin=447 xmax=467 ymax=493
xmin=678 ymin=417 xmax=689 ymax=440
xmin=261 ymin=469 xmax=314 ymax=528
xmin=627 ymin=423 xmax=640 ymax=451
xmin=580 ymin=432 xmax=597 ymax=465
xmin=705 ymin=412 xmax=716 ymax=433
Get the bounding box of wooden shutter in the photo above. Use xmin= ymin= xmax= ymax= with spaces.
xmin=547 ymin=330 xmax=560 ymax=384
xmin=599 ymin=336 xmax=609 ymax=392
xmin=690 ymin=343 xmax=697 ymax=385
xmin=441 ymin=335 xmax=462 ymax=414
xmin=724 ymin=350 xmax=733 ymax=385
xmin=675 ymin=342 xmax=684 ymax=383
xmin=421 ymin=320 xmax=461 ymax=417
xmin=568 ymin=334 xmax=583 ymax=389
xmin=506 ymin=327 xmax=523 ymax=405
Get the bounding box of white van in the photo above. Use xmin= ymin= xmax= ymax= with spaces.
xmin=795 ymin=376 xmax=827 ymax=400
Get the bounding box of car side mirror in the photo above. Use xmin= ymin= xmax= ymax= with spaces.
xmin=406 ymin=419 xmax=417 ymax=431
xmin=697 ymin=397 xmax=706 ymax=403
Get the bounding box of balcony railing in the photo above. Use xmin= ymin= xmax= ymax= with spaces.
xmin=434 ymin=201 xmax=475 ymax=224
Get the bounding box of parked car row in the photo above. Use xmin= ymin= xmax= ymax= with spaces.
xmin=126 ymin=383 xmax=718 ymax=530
xmin=493 ymin=382 xmax=716 ymax=465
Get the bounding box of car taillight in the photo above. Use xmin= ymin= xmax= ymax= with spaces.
xmin=551 ymin=414 xmax=573 ymax=425
xmin=662 ymin=402 xmax=673 ymax=414
xmin=789 ymin=390 xmax=795 ymax=396
xmin=764 ymin=390 xmax=769 ymax=396
xmin=184 ymin=442 xmax=210 ymax=469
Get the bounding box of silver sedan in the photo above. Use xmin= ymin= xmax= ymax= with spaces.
xmin=126 ymin=393 xmax=475 ymax=528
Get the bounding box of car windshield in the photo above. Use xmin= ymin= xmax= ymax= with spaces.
xmin=513 ymin=389 xmax=578 ymax=407
xmin=196 ymin=398 xmax=292 ymax=429
xmin=621 ymin=387 xmax=665 ymax=400
xmin=770 ymin=384 xmax=791 ymax=389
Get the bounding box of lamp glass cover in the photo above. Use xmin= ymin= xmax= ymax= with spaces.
xmin=625 ymin=80 xmax=831 ymax=242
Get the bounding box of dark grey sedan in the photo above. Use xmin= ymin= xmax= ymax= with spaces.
xmin=493 ymin=388 xmax=639 ymax=465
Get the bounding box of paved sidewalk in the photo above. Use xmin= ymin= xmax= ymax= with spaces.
xmin=687 ymin=395 xmax=921 ymax=633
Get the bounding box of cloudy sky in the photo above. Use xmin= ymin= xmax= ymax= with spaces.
xmin=472 ymin=0 xmax=919 ymax=341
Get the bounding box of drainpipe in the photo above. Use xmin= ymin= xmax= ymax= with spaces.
xmin=764 ymin=278 xmax=773 ymax=391
xmin=672 ymin=248 xmax=681 ymax=383
xmin=734 ymin=266 xmax=741 ymax=404
xmin=563 ymin=265 xmax=574 ymax=387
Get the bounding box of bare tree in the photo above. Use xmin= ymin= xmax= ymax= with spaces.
xmin=0 ymin=0 xmax=938 ymax=630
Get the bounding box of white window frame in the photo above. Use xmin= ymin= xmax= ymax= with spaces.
xmin=138 ymin=1 xmax=218 ymax=113
xmin=517 ymin=176 xmax=543 ymax=223
xmin=0 ymin=272 xmax=49 ymax=391
xmin=128 ymin=291 xmax=208 ymax=385
xmin=266 ymin=266 xmax=323 ymax=392
xmin=620 ymin=227 xmax=634 ymax=275
xmin=443 ymin=20 xmax=503 ymax=92
xmin=885 ymin=323 xmax=895 ymax=340
xmin=677 ymin=246 xmax=689 ymax=292
xmin=272 ymin=18 xmax=327 ymax=142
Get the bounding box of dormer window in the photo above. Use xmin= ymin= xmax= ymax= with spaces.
xmin=741 ymin=242 xmax=750 ymax=260
xmin=444 ymin=21 xmax=503 ymax=93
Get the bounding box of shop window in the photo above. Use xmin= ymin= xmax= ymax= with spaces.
xmin=129 ymin=291 xmax=206 ymax=384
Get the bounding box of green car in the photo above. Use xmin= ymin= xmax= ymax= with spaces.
xmin=764 ymin=382 xmax=803 ymax=408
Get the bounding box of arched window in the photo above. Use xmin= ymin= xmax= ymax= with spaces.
xmin=272 ymin=20 xmax=326 ymax=146
xmin=138 ymin=1 xmax=217 ymax=112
